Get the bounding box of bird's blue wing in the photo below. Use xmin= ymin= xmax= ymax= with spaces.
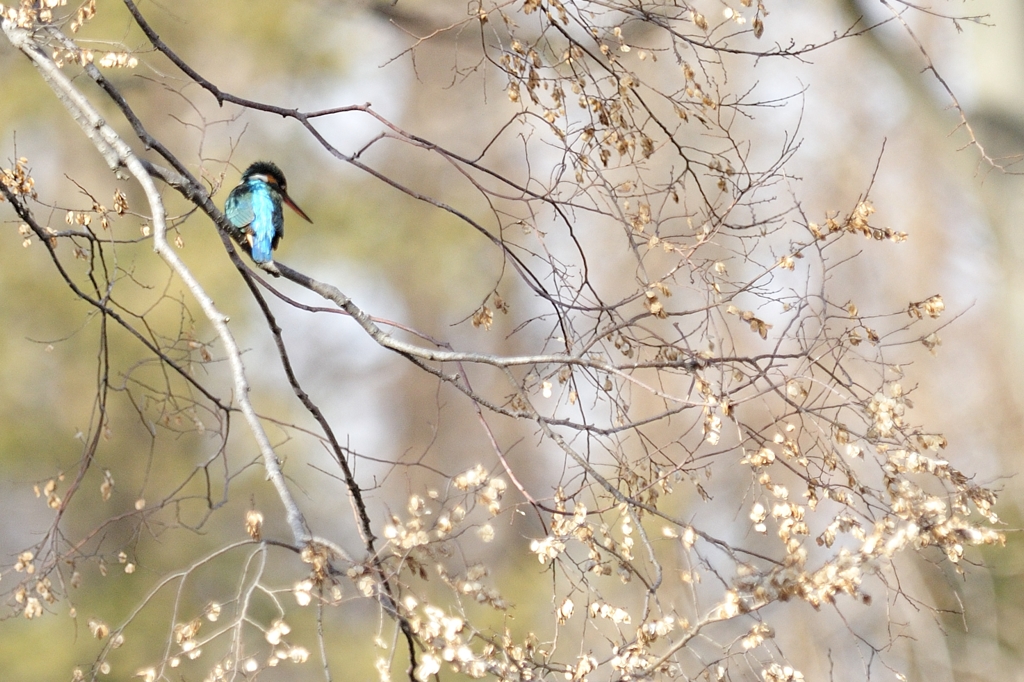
xmin=225 ymin=185 xmax=255 ymax=229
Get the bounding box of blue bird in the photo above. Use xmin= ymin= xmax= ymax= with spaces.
xmin=225 ymin=161 xmax=312 ymax=263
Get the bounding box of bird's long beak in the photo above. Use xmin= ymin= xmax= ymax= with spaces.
xmin=283 ymin=193 xmax=313 ymax=223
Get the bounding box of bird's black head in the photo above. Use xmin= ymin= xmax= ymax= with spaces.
xmin=239 ymin=160 xmax=313 ymax=224
xmin=241 ymin=161 xmax=288 ymax=191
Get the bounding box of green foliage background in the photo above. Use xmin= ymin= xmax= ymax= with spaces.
xmin=0 ymin=1 xmax=1022 ymax=680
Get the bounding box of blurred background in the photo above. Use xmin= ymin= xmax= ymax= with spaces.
xmin=0 ymin=0 xmax=1022 ymax=680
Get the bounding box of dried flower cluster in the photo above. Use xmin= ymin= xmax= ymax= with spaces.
xmin=0 ymin=1 xmax=1003 ymax=681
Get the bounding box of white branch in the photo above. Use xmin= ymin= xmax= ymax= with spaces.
xmin=0 ymin=19 xmax=332 ymax=557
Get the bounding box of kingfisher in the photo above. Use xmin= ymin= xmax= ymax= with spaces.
xmin=225 ymin=161 xmax=312 ymax=264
